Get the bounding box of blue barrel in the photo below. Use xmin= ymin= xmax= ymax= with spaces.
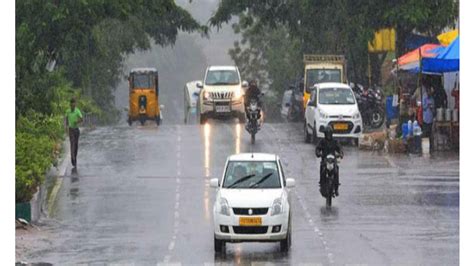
xmin=386 ymin=96 xmax=398 ymax=120
xmin=402 ymin=122 xmax=408 ymax=139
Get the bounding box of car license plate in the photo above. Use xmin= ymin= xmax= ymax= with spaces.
xmin=333 ymin=123 xmax=348 ymax=130
xmin=216 ymin=106 xmax=230 ymax=113
xmin=239 ymin=217 xmax=262 ymax=226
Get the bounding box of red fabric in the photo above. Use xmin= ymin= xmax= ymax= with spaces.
xmin=451 ymin=89 xmax=459 ymax=110
xmin=417 ymin=105 xmax=423 ymax=126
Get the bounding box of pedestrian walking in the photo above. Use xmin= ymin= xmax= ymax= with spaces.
xmin=422 ymin=88 xmax=435 ymax=153
xmin=65 ymin=98 xmax=83 ymax=167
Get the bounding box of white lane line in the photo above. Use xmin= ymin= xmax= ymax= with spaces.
xmin=168 ymin=241 xmax=175 ymax=251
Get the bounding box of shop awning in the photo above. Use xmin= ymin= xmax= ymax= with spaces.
xmin=422 ymin=36 xmax=459 ymax=73
xmin=396 ymin=44 xmax=442 ymax=73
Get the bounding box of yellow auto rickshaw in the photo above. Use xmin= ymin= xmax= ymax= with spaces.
xmin=127 ymin=68 xmax=161 ymax=126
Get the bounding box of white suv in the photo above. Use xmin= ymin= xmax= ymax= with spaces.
xmin=197 ymin=66 xmax=246 ymax=124
xmin=304 ymin=82 xmax=363 ymax=144
xmin=210 ymin=153 xmax=295 ymax=253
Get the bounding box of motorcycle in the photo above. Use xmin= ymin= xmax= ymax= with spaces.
xmin=352 ymin=84 xmax=385 ymax=129
xmin=319 ymin=153 xmax=341 ymax=207
xmin=245 ymin=94 xmax=263 ymax=144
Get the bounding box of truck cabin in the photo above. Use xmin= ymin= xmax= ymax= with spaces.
xmin=305 ymin=68 xmax=342 ymax=93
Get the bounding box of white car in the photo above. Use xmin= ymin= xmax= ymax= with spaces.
xmin=210 ymin=153 xmax=295 ymax=253
xmin=304 ymin=82 xmax=363 ymax=145
xmin=197 ymin=66 xmax=247 ymax=124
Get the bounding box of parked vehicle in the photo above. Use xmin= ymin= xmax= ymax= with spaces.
xmin=304 ymin=82 xmax=363 ymax=145
xmin=281 ymin=86 xmax=304 ymax=122
xmin=127 ymin=68 xmax=161 ymax=126
xmin=245 ymin=94 xmax=263 ymax=144
xmin=198 ymin=66 xmax=247 ymax=124
xmin=210 ymin=153 xmax=295 ymax=253
xmin=184 ymin=80 xmax=201 ymax=124
xmin=352 ymin=84 xmax=385 ymax=129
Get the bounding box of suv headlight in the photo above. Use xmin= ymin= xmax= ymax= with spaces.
xmin=353 ymin=112 xmax=361 ymax=119
xmin=233 ymin=89 xmax=243 ymax=100
xmin=271 ymin=198 xmax=283 ymax=216
xmin=319 ymin=111 xmax=329 ymax=119
xmin=219 ymin=198 xmax=230 ymax=216
xmin=203 ymin=91 xmax=211 ymax=100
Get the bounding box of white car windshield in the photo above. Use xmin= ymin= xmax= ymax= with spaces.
xmin=319 ymin=88 xmax=356 ymax=105
xmin=205 ymin=70 xmax=240 ymax=85
xmin=222 ymin=161 xmax=281 ymax=189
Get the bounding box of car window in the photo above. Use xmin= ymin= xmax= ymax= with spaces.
xmin=132 ymin=73 xmax=154 ymax=88
xmin=319 ymin=87 xmax=355 ymax=105
xmin=222 ymin=161 xmax=281 ymax=189
xmin=205 ymin=70 xmax=240 ymax=85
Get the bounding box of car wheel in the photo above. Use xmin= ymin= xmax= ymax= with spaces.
xmin=238 ymin=113 xmax=246 ymax=123
xmin=214 ymin=235 xmax=225 ymax=253
xmin=280 ymin=218 xmax=291 ymax=252
xmin=304 ymin=121 xmax=311 ymax=143
xmin=312 ymin=122 xmax=319 ymax=145
xmin=200 ymin=114 xmax=207 ymax=125
xmin=353 ymin=138 xmax=359 ymax=147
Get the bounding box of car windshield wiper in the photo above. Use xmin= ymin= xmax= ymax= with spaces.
xmin=226 ymin=174 xmax=255 ymax=188
xmin=208 ymin=82 xmax=232 ymax=85
xmin=249 ymin=173 xmax=273 ymax=188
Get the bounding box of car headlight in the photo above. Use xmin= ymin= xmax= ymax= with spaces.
xmin=219 ymin=198 xmax=230 ymax=216
xmin=319 ymin=111 xmax=329 ymax=119
xmin=203 ymin=91 xmax=211 ymax=100
xmin=271 ymin=198 xmax=283 ymax=216
xmin=353 ymin=112 xmax=361 ymax=119
xmin=233 ymin=89 xmax=243 ymax=100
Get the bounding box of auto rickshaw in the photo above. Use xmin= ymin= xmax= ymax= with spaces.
xmin=127 ymin=68 xmax=161 ymax=126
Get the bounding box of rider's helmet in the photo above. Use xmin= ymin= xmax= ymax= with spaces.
xmin=249 ymin=79 xmax=258 ymax=89
xmin=324 ymin=126 xmax=333 ymax=140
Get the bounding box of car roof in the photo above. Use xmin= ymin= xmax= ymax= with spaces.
xmin=316 ymin=82 xmax=351 ymax=89
xmin=130 ymin=67 xmax=158 ymax=74
xmin=228 ymin=153 xmax=279 ymax=162
xmin=208 ymin=65 xmax=238 ymax=71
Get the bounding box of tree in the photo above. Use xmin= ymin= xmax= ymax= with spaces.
xmin=210 ymin=0 xmax=458 ymax=86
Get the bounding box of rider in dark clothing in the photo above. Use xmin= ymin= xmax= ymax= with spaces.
xmin=244 ymin=80 xmax=262 ymax=119
xmin=315 ymin=126 xmax=343 ymax=196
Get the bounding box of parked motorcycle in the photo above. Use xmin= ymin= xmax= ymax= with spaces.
xmin=245 ymin=94 xmax=264 ymax=144
xmin=319 ymin=153 xmax=341 ymax=207
xmin=352 ymin=84 xmax=385 ymax=129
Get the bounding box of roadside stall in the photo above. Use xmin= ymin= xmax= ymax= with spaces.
xmin=392 ymin=35 xmax=459 ymax=153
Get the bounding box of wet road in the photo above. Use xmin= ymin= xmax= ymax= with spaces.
xmin=16 ymin=120 xmax=459 ymax=265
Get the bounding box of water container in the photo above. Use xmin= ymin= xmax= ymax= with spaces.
xmin=402 ymin=122 xmax=408 ymax=139
xmin=453 ymin=109 xmax=459 ymax=122
xmin=408 ymin=120 xmax=413 ymax=136
xmin=413 ymin=121 xmax=422 ymax=136
xmin=436 ymin=108 xmax=444 ymax=121
xmin=445 ymin=109 xmax=452 ymax=121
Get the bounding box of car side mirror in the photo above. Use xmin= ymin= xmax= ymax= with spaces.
xmin=242 ymin=80 xmax=249 ymax=89
xmin=196 ymin=81 xmax=203 ymax=89
xmin=210 ymin=178 xmax=219 ymax=188
xmin=286 ymin=178 xmax=295 ymax=188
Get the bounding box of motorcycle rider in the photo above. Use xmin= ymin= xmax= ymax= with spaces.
xmin=244 ymin=79 xmax=262 ymax=120
xmin=316 ymin=126 xmax=343 ymax=196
